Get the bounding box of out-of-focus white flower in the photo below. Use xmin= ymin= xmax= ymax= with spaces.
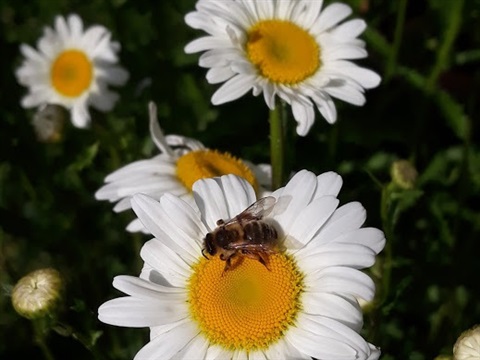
xmin=16 ymin=14 xmax=129 ymax=128
xmin=95 ymin=102 xmax=271 ymax=233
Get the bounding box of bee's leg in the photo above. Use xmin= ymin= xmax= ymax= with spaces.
xmin=257 ymin=252 xmax=271 ymax=271
xmin=241 ymin=251 xmax=271 ymax=271
xmin=222 ymin=255 xmax=234 ymax=276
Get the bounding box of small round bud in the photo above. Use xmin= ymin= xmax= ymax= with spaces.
xmin=32 ymin=104 xmax=66 ymax=143
xmin=390 ymin=159 xmax=418 ymax=190
xmin=453 ymin=325 xmax=480 ymax=360
xmin=11 ymin=268 xmax=63 ymax=320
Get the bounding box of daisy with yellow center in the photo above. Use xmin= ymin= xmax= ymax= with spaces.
xmin=15 ymin=14 xmax=129 ymax=128
xmin=184 ymin=0 xmax=381 ymax=136
xmin=95 ymin=102 xmax=271 ymax=233
xmin=98 ymin=170 xmax=385 ymax=359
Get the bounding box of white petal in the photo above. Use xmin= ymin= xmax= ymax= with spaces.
xmin=272 ymin=170 xmax=317 ymax=233
xmin=302 ymin=292 xmax=363 ymax=332
xmin=126 ymin=218 xmax=149 ymax=233
xmin=185 ymin=36 xmax=232 ymax=53
xmin=288 ymin=196 xmax=339 ymax=247
xmin=70 ymin=101 xmax=91 ymax=128
xmin=112 ymin=275 xmax=186 ymax=297
xmin=171 ymin=335 xmax=210 ymax=360
xmin=332 ymin=227 xmax=386 ymax=254
xmin=211 ymin=74 xmax=255 ymax=105
xmin=331 ymin=19 xmax=367 ymax=39
xmin=313 ymin=172 xmax=343 ymax=198
xmin=193 ymin=178 xmax=230 ymax=231
xmin=206 ymin=66 xmax=236 ymax=84
xmin=131 ymin=194 xmax=199 ymax=262
xmin=297 ymin=314 xmax=371 ymax=359
xmin=134 ymin=320 xmax=199 ymax=360
xmin=140 ymin=240 xmax=192 ymax=287
xmin=312 ymin=202 xmax=367 ymax=246
xmin=315 ymin=93 xmax=338 ymax=124
xmin=160 ymin=193 xmax=208 ymax=248
xmin=218 ymin=174 xmax=257 ymax=218
xmin=98 ymin=296 xmax=187 ymax=328
xmin=301 ymin=0 xmax=324 ymax=29
xmin=89 ymin=89 xmax=119 ymax=111
xmin=204 ymin=344 xmax=232 ymax=360
xmin=67 ymin=14 xmax=84 ymax=39
xmin=291 ymin=100 xmax=315 ymax=136
xmin=314 ymin=3 xmax=353 ymax=33
xmin=298 ymin=242 xmax=377 ymax=271
xmin=324 ymin=82 xmax=366 ymax=106
xmin=248 ymin=350 xmax=267 ymax=360
xmin=308 ymin=266 xmax=375 ymax=301
xmin=286 ymin=324 xmax=357 ymax=359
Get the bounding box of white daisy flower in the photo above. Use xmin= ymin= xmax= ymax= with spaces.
xmin=98 ymin=170 xmax=385 ymax=359
xmin=15 ymin=14 xmax=129 ymax=128
xmin=454 ymin=325 xmax=480 ymax=360
xmin=95 ymin=102 xmax=271 ymax=233
xmin=184 ymin=0 xmax=381 ymax=136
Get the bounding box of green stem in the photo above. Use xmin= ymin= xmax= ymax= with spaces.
xmin=33 ymin=318 xmax=54 ymax=360
xmin=379 ymin=183 xmax=395 ymax=306
xmin=427 ymin=0 xmax=464 ymax=90
xmin=385 ymin=0 xmax=408 ymax=80
xmin=269 ymin=102 xmax=286 ymax=190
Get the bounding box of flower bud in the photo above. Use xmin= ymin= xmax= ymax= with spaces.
xmin=11 ymin=268 xmax=63 ymax=319
xmin=390 ymin=159 xmax=418 ymax=190
xmin=453 ymin=324 xmax=480 ymax=359
xmin=32 ymin=104 xmax=66 ymax=143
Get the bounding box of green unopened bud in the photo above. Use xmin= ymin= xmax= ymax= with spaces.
xmin=390 ymin=159 xmax=418 ymax=190
xmin=434 ymin=355 xmax=453 ymax=360
xmin=453 ymin=325 xmax=480 ymax=360
xmin=32 ymin=104 xmax=66 ymax=143
xmin=11 ymin=268 xmax=63 ymax=320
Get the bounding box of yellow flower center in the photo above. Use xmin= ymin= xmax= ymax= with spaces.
xmin=176 ymin=149 xmax=258 ymax=193
xmin=50 ymin=49 xmax=93 ymax=97
xmin=246 ymin=20 xmax=320 ymax=85
xmin=188 ymin=253 xmax=304 ymax=351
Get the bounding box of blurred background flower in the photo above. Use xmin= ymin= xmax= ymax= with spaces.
xmin=15 ymin=13 xmax=129 ymax=128
xmin=95 ymin=102 xmax=272 ymax=232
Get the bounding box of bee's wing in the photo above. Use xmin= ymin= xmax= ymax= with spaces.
xmin=226 ymin=242 xmax=277 ymax=253
xmin=224 ymin=196 xmax=276 ymax=225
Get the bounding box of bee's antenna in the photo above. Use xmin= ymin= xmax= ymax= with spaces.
xmin=201 ymin=248 xmax=209 ymax=259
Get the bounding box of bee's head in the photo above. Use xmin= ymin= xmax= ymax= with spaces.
xmin=203 ymin=232 xmax=216 ymax=257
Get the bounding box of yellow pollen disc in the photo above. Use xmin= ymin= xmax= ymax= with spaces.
xmin=50 ymin=49 xmax=93 ymax=97
xmin=176 ymin=149 xmax=258 ymax=193
xmin=246 ymin=20 xmax=320 ymax=84
xmin=188 ymin=254 xmax=304 ymax=351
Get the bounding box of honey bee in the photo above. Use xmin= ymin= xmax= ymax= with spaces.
xmin=202 ymin=196 xmax=280 ymax=273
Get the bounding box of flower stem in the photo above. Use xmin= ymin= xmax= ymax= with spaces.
xmin=385 ymin=0 xmax=408 ymax=80
xmin=379 ymin=183 xmax=394 ymax=305
xmin=427 ymin=0 xmax=464 ymax=90
xmin=269 ymin=102 xmax=287 ymax=190
xmin=33 ymin=318 xmax=54 ymax=360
